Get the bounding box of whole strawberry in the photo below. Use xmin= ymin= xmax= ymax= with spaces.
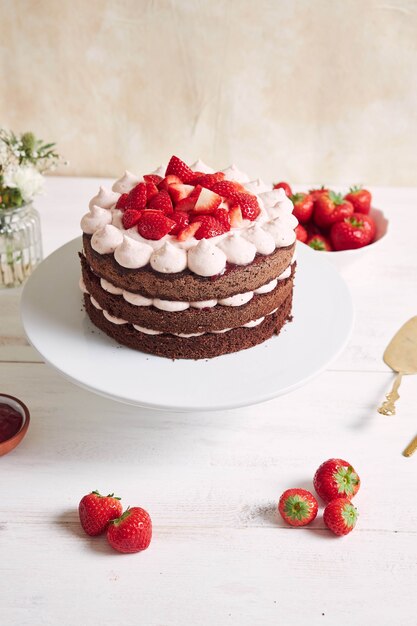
xmin=330 ymin=213 xmax=375 ymax=250
xmin=314 ymin=191 xmax=353 ymax=228
xmin=323 ymin=498 xmax=358 ymax=536
xmin=278 ymin=488 xmax=318 ymax=527
xmin=107 ymin=507 xmax=152 ymax=553
xmin=306 ymin=234 xmax=332 ymax=251
xmin=79 ymin=490 xmax=123 ymax=536
xmin=313 ymin=458 xmax=360 ymax=502
xmin=295 ymin=224 xmax=308 ymax=243
xmin=291 ymin=192 xmax=314 ymax=223
xmin=344 ymin=186 xmax=372 ymax=215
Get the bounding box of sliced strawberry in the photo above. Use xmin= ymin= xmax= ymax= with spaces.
xmin=137 ymin=212 xmax=175 ymax=240
xmin=193 ymin=187 xmax=222 ymax=214
xmin=126 ymin=182 xmax=147 ymax=210
xmin=229 ymin=192 xmax=260 ymax=221
xmin=229 ymin=205 xmax=243 ymax=228
xmin=211 ymin=208 xmax=231 ymax=231
xmin=116 ymin=193 xmax=129 ymax=210
xmin=211 ymin=180 xmax=246 ymax=196
xmin=176 ymin=222 xmax=201 ymax=241
xmin=195 ymin=216 xmax=227 ymax=239
xmin=145 ymin=181 xmax=159 ymax=202
xmin=122 ymin=209 xmax=143 ymax=230
xmin=195 ymin=172 xmax=225 ymax=190
xmin=175 ymin=185 xmax=202 ymax=212
xmin=148 ymin=190 xmax=173 ymax=214
xmin=168 ymin=183 xmax=195 ymax=205
xmin=167 ymin=211 xmax=190 ymax=235
xmin=144 ymin=174 xmax=163 ymax=185
xmin=158 ymin=175 xmax=182 ymax=190
xmin=165 ymin=156 xmax=195 ymax=183
xmin=187 ymin=171 xmax=204 ymax=183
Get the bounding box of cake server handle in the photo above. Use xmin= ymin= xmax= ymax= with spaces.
xmin=403 ymin=434 xmax=417 ymax=457
xmin=377 ymin=371 xmax=403 ymax=416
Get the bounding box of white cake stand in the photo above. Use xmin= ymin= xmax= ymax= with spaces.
xmin=21 ymin=238 xmax=354 ymax=411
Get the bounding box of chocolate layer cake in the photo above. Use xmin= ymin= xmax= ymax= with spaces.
xmin=79 ymin=157 xmax=298 ymax=359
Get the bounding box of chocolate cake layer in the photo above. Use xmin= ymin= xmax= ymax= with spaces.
xmin=82 ymin=234 xmax=295 ymax=301
xmin=81 ymin=255 xmax=295 ymax=334
xmin=84 ymin=292 xmax=293 ymax=360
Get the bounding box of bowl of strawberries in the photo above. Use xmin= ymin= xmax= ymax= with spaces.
xmin=274 ymin=182 xmax=389 ymax=271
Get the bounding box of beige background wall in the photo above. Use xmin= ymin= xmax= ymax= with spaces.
xmin=1 ymin=0 xmax=416 ymax=185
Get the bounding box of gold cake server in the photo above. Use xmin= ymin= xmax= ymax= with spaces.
xmin=377 ymin=316 xmax=417 ymax=456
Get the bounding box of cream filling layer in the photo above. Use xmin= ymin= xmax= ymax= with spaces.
xmin=82 ymin=284 xmax=279 ymax=338
xmin=87 ymin=260 xmax=294 ymax=312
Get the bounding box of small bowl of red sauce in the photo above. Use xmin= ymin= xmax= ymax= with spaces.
xmin=0 ymin=394 xmax=30 ymax=456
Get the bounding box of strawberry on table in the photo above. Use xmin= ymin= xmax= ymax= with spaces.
xmin=323 ymin=498 xmax=358 ymax=536
xmin=79 ymin=490 xmax=123 ymax=536
xmin=330 ymin=213 xmax=375 ymax=250
xmin=165 ymin=155 xmax=195 ymax=183
xmin=314 ymin=191 xmax=354 ymax=228
xmin=313 ymin=458 xmax=360 ymax=502
xmin=306 ymin=234 xmax=332 ymax=251
xmin=278 ymin=488 xmax=318 ymax=527
xmin=107 ymin=507 xmax=152 ymax=553
xmin=291 ymin=192 xmax=314 ymax=223
xmin=273 ymin=181 xmax=292 ymax=197
xmin=137 ymin=211 xmax=175 ymax=240
xmin=295 ymin=224 xmax=308 ymax=243
xmin=344 ymin=186 xmax=372 ymax=215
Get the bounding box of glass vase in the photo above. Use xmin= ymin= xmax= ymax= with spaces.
xmin=0 ymin=203 xmax=43 ymax=288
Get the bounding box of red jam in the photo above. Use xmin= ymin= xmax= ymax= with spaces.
xmin=0 ymin=402 xmax=23 ymax=443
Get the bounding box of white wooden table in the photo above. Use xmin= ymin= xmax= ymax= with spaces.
xmin=1 ymin=178 xmax=417 ymax=626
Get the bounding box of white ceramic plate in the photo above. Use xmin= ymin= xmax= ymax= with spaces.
xmin=21 ymin=238 xmax=354 ymax=411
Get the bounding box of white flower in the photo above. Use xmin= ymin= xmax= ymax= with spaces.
xmin=3 ymin=164 xmax=44 ymax=202
xmin=0 ymin=141 xmax=8 ymax=165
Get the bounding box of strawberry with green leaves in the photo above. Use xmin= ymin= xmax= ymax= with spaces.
xmin=306 ymin=234 xmax=332 ymax=251
xmin=344 ymin=186 xmax=372 ymax=215
xmin=314 ymin=191 xmax=353 ymax=229
xmin=79 ymin=490 xmax=123 ymax=536
xmin=291 ymin=192 xmax=314 ymax=223
xmin=313 ymin=458 xmax=360 ymax=502
xmin=323 ymin=498 xmax=358 ymax=536
xmin=278 ymin=488 xmax=318 ymax=527
xmin=107 ymin=507 xmax=152 ymax=553
xmin=330 ymin=213 xmax=375 ymax=250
